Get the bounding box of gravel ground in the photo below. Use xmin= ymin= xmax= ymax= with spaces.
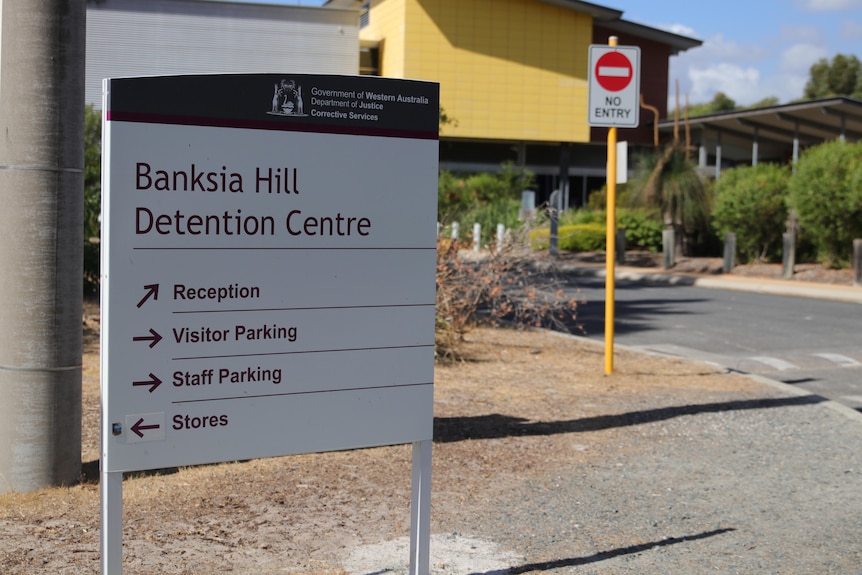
xmin=345 ymin=361 xmax=862 ymax=575
xmin=320 ymin=325 xmax=862 ymax=575
xmin=471 ymin=388 xmax=862 ymax=574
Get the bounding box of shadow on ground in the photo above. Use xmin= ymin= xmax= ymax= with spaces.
xmin=434 ymin=395 xmax=824 ymax=443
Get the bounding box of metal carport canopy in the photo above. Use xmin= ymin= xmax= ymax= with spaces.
xmin=657 ymin=96 xmax=862 ymax=166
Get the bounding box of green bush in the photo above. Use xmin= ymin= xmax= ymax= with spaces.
xmin=559 ymin=208 xmax=604 ymax=226
xmin=618 ymin=209 xmax=663 ymax=252
xmin=559 ymin=223 xmax=606 ymax=251
xmin=555 ymin=208 xmax=662 ymax=252
xmin=712 ymin=163 xmax=790 ymax=263
xmin=530 ymin=223 xmax=606 ymax=252
xmin=788 ymin=140 xmax=862 ymax=267
xmin=460 ymin=197 xmax=523 ymax=246
xmin=438 ymin=162 xmax=536 ymax=225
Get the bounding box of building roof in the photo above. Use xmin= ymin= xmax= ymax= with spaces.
xmin=324 ymin=0 xmax=702 ymax=54
xmin=660 ymin=97 xmax=862 ymax=163
xmin=596 ymin=18 xmax=702 ymax=55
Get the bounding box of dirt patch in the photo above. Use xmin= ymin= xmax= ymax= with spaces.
xmin=0 ymin=297 xmax=788 ymax=574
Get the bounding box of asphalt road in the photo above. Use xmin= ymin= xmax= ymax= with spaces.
xmin=561 ymin=275 xmax=862 ymax=411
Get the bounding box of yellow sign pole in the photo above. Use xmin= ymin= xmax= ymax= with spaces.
xmin=604 ymin=36 xmax=618 ymax=375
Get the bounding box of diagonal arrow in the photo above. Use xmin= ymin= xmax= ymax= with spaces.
xmin=132 ymin=373 xmax=162 ymax=393
xmin=137 ymin=284 xmax=160 ymax=308
xmin=130 ymin=417 xmax=161 ymax=438
xmin=133 ymin=329 xmax=162 ymax=348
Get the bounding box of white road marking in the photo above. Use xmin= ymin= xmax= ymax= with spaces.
xmin=813 ymin=353 xmax=861 ymax=367
xmin=747 ymin=356 xmax=798 ymax=371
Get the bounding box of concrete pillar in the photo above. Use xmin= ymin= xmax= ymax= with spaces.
xmin=751 ymin=127 xmax=759 ymax=166
xmin=782 ymin=233 xmax=795 ymax=280
xmin=662 ymin=229 xmax=675 ymax=269
xmin=559 ymin=142 xmax=570 ymax=212
xmin=714 ymin=131 xmax=723 ymax=180
xmin=792 ymin=122 xmax=799 ymax=174
xmin=549 ymin=189 xmax=560 ymax=257
xmin=723 ymin=232 xmax=736 ymax=274
xmin=854 ymin=239 xmax=862 ymax=287
xmin=0 ymin=0 xmax=85 ymax=492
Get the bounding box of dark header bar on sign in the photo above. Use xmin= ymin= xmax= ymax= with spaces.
xmin=105 ymin=74 xmax=440 ymax=140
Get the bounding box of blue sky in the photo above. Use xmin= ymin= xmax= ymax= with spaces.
xmin=252 ymin=0 xmax=862 ymax=106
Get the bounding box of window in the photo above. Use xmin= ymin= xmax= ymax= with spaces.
xmin=359 ymin=1 xmax=370 ymax=28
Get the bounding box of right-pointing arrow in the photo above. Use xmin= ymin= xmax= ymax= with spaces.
xmin=132 ymin=373 xmax=163 ymax=393
xmin=133 ymin=329 xmax=163 ymax=348
xmin=130 ymin=417 xmax=161 ymax=438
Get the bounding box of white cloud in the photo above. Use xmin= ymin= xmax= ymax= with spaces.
xmin=795 ymin=0 xmax=862 ymax=10
xmin=686 ymin=63 xmax=762 ymax=104
xmin=682 ymin=34 xmax=771 ymax=68
xmin=664 ymin=23 xmax=700 ymax=39
xmin=669 ymin=33 xmax=775 ymax=106
xmin=779 ymin=42 xmax=828 ymax=73
xmin=841 ymin=19 xmax=862 ymax=38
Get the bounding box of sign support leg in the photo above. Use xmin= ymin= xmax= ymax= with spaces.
xmin=409 ymin=439 xmax=432 ymax=575
xmin=101 ymin=469 xmax=123 ymax=574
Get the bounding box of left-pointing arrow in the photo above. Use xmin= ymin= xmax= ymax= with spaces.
xmin=137 ymin=283 xmax=160 ymax=308
xmin=133 ymin=329 xmax=163 ymax=348
xmin=130 ymin=417 xmax=161 ymax=438
xmin=132 ymin=373 xmax=163 ymax=393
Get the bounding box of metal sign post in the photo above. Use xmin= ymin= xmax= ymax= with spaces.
xmin=588 ymin=38 xmax=641 ymax=374
xmin=100 ymin=74 xmax=438 ymax=574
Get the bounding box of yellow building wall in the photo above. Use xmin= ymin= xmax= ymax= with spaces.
xmin=362 ymin=0 xmax=407 ymax=78
xmin=362 ymin=0 xmax=592 ymax=143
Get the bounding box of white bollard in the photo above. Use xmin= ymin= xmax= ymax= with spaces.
xmin=451 ymin=221 xmax=459 ymax=240
xmin=496 ymin=223 xmax=505 ymax=252
xmin=473 ymin=223 xmax=481 ymax=251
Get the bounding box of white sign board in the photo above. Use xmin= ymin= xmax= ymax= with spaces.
xmin=587 ymin=45 xmax=641 ymax=127
xmin=101 ymin=74 xmax=439 ymax=473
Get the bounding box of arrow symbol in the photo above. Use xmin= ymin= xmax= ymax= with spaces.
xmin=132 ymin=373 xmax=162 ymax=393
xmin=137 ymin=284 xmax=160 ymax=308
xmin=133 ymin=329 xmax=163 ymax=348
xmin=130 ymin=417 xmax=161 ymax=439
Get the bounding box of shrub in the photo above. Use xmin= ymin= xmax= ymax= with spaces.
xmin=618 ymin=208 xmax=663 ymax=252
xmin=460 ymin=197 xmax=523 ymax=246
xmin=530 ymin=208 xmax=661 ymax=253
xmin=559 ymin=223 xmax=606 ymax=251
xmin=529 ymin=223 xmax=606 ymax=252
xmin=712 ymin=163 xmax=790 ymax=263
xmin=788 ymin=140 xmax=862 ymax=267
xmin=438 ymin=162 xmax=536 ymax=225
xmin=435 ymin=239 xmax=579 ymax=361
xmin=559 ymin=208 xmax=604 ymax=226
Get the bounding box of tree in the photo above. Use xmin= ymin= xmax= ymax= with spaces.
xmin=803 ymin=53 xmax=862 ymax=99
xmin=788 ymin=140 xmax=862 ymax=267
xmin=633 ymin=144 xmax=711 ymax=256
xmin=747 ymin=96 xmax=780 ymax=109
xmin=687 ymin=91 xmax=738 ymax=117
xmin=712 ymin=163 xmax=790 ymax=263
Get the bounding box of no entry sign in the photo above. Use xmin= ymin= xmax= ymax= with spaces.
xmin=595 ymin=51 xmax=633 ymax=92
xmin=588 ymin=45 xmax=640 ymax=127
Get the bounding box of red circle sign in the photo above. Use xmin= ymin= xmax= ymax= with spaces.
xmin=595 ymin=51 xmax=633 ymax=92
